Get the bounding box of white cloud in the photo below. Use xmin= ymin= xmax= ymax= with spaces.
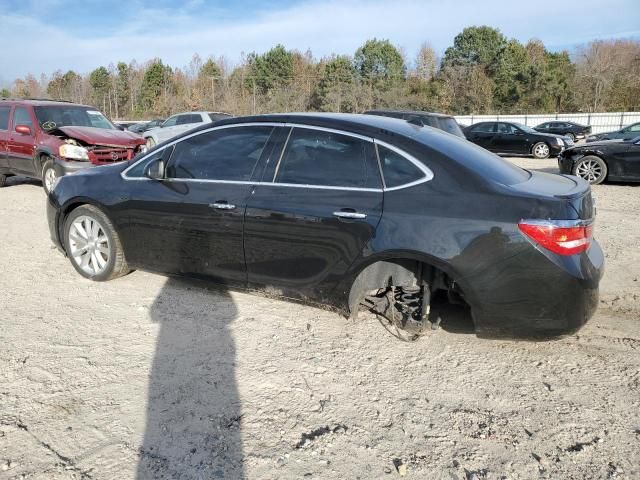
xmin=1 ymin=0 xmax=638 ymax=84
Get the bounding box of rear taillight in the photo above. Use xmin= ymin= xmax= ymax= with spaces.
xmin=518 ymin=220 xmax=593 ymax=256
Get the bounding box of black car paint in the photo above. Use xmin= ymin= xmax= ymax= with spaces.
xmin=559 ymin=137 xmax=640 ymax=182
xmin=363 ymin=110 xmax=466 ymax=138
xmin=586 ymin=122 xmax=640 ymax=142
xmin=534 ymin=121 xmax=591 ymax=139
xmin=465 ymin=121 xmax=568 ymax=156
xmin=47 ymin=113 xmax=603 ymax=338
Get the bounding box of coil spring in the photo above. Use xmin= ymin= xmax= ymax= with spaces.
xmin=393 ymin=286 xmax=423 ymax=320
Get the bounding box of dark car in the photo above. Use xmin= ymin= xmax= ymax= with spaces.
xmin=128 ymin=118 xmax=165 ymax=134
xmin=464 ymin=121 xmax=573 ymax=159
xmin=534 ymin=121 xmax=591 ymax=142
xmin=46 ymin=113 xmax=603 ymax=339
xmin=363 ymin=110 xmax=465 ymax=138
xmin=558 ymin=136 xmax=640 ymax=184
xmin=0 ymin=99 xmax=146 ymax=192
xmin=586 ymin=122 xmax=640 ymax=143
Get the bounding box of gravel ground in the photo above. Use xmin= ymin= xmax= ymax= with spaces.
xmin=0 ymin=157 xmax=638 ymax=480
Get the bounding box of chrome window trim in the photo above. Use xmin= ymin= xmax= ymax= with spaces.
xmin=374 ymin=139 xmax=434 ymax=191
xmin=121 ymin=121 xmax=434 ymax=192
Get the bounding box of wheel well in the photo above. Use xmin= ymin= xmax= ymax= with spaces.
xmin=56 ymin=202 xmax=93 ymax=249
xmin=347 ymin=257 xmax=458 ymax=315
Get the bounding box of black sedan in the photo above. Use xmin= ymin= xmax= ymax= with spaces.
xmin=534 ymin=121 xmax=591 ymax=142
xmin=47 ymin=113 xmax=603 ymax=339
xmin=464 ymin=121 xmax=573 ymax=158
xmin=128 ymin=118 xmax=165 ymax=134
xmin=586 ymin=122 xmax=640 ymax=143
xmin=559 ymin=136 xmax=640 ymax=184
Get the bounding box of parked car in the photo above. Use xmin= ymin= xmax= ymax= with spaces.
xmin=114 ymin=120 xmax=139 ymax=131
xmin=143 ymin=111 xmax=232 ymax=148
xmin=534 ymin=121 xmax=591 ymax=142
xmin=586 ymin=122 xmax=640 ymax=142
xmin=128 ymin=118 xmax=165 ymax=134
xmin=558 ymin=136 xmax=640 ymax=184
xmin=0 ymin=99 xmax=146 ymax=192
xmin=363 ymin=110 xmax=465 ymax=138
xmin=464 ymin=121 xmax=573 ymax=158
xmin=47 ymin=113 xmax=602 ymax=339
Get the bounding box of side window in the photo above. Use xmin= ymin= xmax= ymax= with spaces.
xmin=629 ymin=123 xmax=640 ymax=132
xmin=539 ymin=123 xmax=549 ymax=129
xmin=471 ymin=123 xmax=494 ymax=133
xmin=176 ymin=114 xmax=198 ymax=125
xmin=13 ymin=107 xmax=33 ymax=129
xmin=377 ymin=144 xmax=426 ymax=189
xmin=167 ymin=126 xmax=272 ymax=181
xmin=0 ymin=106 xmax=9 ymax=130
xmin=126 ymin=147 xmax=173 ymax=178
xmin=274 ymin=128 xmax=381 ymax=189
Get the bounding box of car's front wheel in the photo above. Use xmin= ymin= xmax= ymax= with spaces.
xmin=63 ymin=205 xmax=131 ymax=281
xmin=41 ymin=158 xmax=58 ymax=193
xmin=532 ymin=142 xmax=550 ymax=159
xmin=566 ymin=132 xmax=575 ymax=142
xmin=573 ymin=155 xmax=607 ymax=185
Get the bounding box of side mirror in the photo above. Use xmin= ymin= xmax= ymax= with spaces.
xmin=15 ymin=124 xmax=32 ymax=135
xmin=144 ymin=158 xmax=165 ymax=180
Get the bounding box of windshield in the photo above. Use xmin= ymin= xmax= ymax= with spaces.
xmin=33 ymin=106 xmax=116 ymax=131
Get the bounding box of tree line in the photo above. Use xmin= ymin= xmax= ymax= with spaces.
xmin=3 ymin=26 xmax=639 ymax=119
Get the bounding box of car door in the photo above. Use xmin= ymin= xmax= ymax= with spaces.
xmin=243 ymin=125 xmax=383 ymax=302
xmin=536 ymin=122 xmax=550 ymax=134
xmin=621 ymin=140 xmax=640 ymax=178
xmin=492 ymin=123 xmax=524 ymax=153
xmin=466 ymin=123 xmax=496 ymax=149
xmin=0 ymin=105 xmax=10 ymax=169
xmin=120 ymin=124 xmax=276 ymax=284
xmin=7 ymin=106 xmax=37 ymax=175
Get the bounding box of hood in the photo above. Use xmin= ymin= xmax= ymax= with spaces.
xmin=55 ymin=126 xmax=145 ymax=147
xmin=571 ymin=138 xmax=626 ymax=149
xmin=534 ymin=131 xmax=567 ymax=140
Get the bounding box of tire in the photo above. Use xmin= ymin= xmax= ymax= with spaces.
xmin=63 ymin=205 xmax=131 ymax=281
xmin=566 ymin=132 xmax=576 ymax=142
xmin=0 ymin=174 xmax=6 ymax=188
xmin=573 ymin=155 xmax=607 ymax=185
xmin=41 ymin=158 xmax=59 ymax=194
xmin=532 ymin=142 xmax=550 ymax=159
xmin=145 ymin=137 xmax=156 ymax=149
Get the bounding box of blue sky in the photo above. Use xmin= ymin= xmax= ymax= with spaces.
xmin=1 ymin=0 xmax=639 ymax=86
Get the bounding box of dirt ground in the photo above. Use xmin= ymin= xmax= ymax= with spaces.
xmin=0 ymin=157 xmax=638 ymax=480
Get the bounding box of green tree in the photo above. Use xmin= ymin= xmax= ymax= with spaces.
xmin=140 ymin=60 xmax=173 ymax=112
xmin=353 ymin=38 xmax=405 ymax=83
xmin=492 ymin=39 xmax=529 ymax=111
xmin=0 ymin=88 xmax=10 ymax=98
xmin=246 ymin=45 xmax=294 ymax=93
xmin=89 ymin=66 xmax=110 ymax=106
xmin=314 ymin=56 xmax=357 ymax=112
xmin=442 ymin=26 xmax=507 ymax=71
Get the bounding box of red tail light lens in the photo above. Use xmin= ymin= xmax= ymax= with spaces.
xmin=518 ymin=220 xmax=593 ymax=256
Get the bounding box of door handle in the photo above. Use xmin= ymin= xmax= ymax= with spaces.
xmin=209 ymin=202 xmax=236 ymax=210
xmin=333 ymin=210 xmax=367 ymax=219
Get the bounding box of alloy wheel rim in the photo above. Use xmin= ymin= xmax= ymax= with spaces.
xmin=68 ymin=215 xmax=110 ymax=275
xmin=44 ymin=168 xmax=57 ymax=191
xmin=576 ymin=160 xmax=603 ymax=183
xmin=535 ymin=144 xmax=549 ymax=157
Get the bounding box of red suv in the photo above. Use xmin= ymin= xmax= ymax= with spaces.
xmin=0 ymin=99 xmax=146 ymax=192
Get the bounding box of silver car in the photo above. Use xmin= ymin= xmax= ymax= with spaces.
xmin=143 ymin=111 xmax=231 ymax=148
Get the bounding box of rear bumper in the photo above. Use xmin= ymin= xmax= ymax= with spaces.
xmin=465 ymin=241 xmax=604 ymax=338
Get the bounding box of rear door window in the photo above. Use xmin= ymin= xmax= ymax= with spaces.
xmin=167 ymin=126 xmax=272 ymax=181
xmin=0 ymin=106 xmax=9 ymax=130
xmin=471 ymin=123 xmax=495 ymax=133
xmin=377 ymin=144 xmax=426 ymax=189
xmin=274 ymin=128 xmax=381 ymax=189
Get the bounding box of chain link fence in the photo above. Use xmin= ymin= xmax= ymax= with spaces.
xmin=454 ymin=112 xmax=640 ymax=134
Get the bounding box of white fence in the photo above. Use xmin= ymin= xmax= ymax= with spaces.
xmin=454 ymin=112 xmax=640 ymax=134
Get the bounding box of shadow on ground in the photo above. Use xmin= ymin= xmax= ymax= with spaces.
xmin=137 ymin=277 xmax=243 ymax=479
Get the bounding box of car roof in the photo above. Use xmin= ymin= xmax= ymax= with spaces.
xmin=206 ymin=112 xmax=439 ymax=139
xmin=364 ymin=109 xmax=454 ymax=119
xmin=0 ymin=98 xmax=94 ymax=108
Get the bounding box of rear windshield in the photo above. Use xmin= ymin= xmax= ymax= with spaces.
xmin=34 ymin=106 xmax=115 ymax=130
xmin=434 ymin=117 xmax=465 ymax=138
xmin=412 ymin=129 xmax=531 ymax=185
